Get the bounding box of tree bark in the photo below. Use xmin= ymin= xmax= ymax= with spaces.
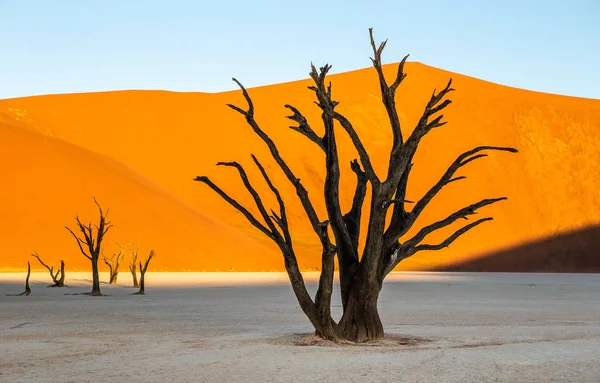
xmin=24 ymin=262 xmax=31 ymax=296
xmin=136 ymin=262 xmax=146 ymax=295
xmin=56 ymin=260 xmax=66 ymax=287
xmin=338 ymin=276 xmax=383 ymax=342
xmin=90 ymin=256 xmax=101 ymax=296
xmin=130 ymin=264 xmax=139 ymax=288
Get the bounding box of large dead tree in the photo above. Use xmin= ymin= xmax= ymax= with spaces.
xmin=133 ymin=250 xmax=155 ymax=295
xmin=103 ymin=247 xmax=125 ymax=284
xmin=7 ymin=262 xmax=32 ymax=296
xmin=195 ymin=29 xmax=517 ymax=342
xmin=65 ymin=198 xmax=112 ymax=296
xmin=31 ymin=252 xmax=66 ymax=287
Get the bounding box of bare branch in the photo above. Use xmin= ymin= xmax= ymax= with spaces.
xmin=343 ymin=159 xmax=368 ymax=252
xmin=368 ymin=27 xmax=408 ymax=162
xmin=381 ymin=198 xmax=415 ymax=210
xmin=227 ymin=78 xmax=254 ymax=117
xmin=223 ymin=77 xmax=333 ymax=333
xmin=390 ymin=54 xmax=410 ymax=92
xmin=31 ymin=252 xmax=53 ymax=273
xmin=411 ymin=79 xmax=455 ymax=141
xmin=216 ymin=161 xmax=283 ymax=241
xmin=251 ymin=155 xmax=292 ymax=246
xmin=30 ymin=252 xmax=66 ymax=287
xmin=284 ymin=105 xmax=325 ymax=151
xmin=73 ymin=216 xmax=94 ymax=251
xmin=226 ymin=79 xmax=324 ymax=236
xmin=194 ymin=175 xmax=276 ymax=241
xmin=65 ymin=226 xmax=92 ymax=260
xmin=400 ymin=197 xmax=508 ymax=252
xmin=92 ymin=198 xmax=112 ymax=256
xmin=414 ymin=217 xmax=493 ymax=253
xmin=333 ymin=112 xmax=379 ymax=183
xmin=385 ymin=146 xmax=517 ymax=247
xmin=411 ymin=147 xmax=514 ymax=216
xmin=308 ymin=64 xmax=358 ymax=264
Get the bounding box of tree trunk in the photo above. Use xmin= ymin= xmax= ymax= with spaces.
xmin=91 ymin=256 xmax=101 ymax=296
xmin=25 ymin=262 xmax=31 ymax=295
xmin=130 ymin=265 xmax=139 ymax=288
xmin=338 ymin=278 xmax=384 ymax=342
xmin=56 ymin=260 xmax=66 ymax=287
xmin=135 ymin=262 xmax=146 ymax=295
xmin=109 ymin=270 xmax=118 ymax=284
xmin=138 ymin=271 xmax=145 ymax=294
xmin=313 ymin=247 xmax=345 ymax=342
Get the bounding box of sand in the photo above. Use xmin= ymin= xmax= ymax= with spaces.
xmin=1 ymin=62 xmax=600 ymax=272
xmin=1 ymin=272 xmax=599 ymax=382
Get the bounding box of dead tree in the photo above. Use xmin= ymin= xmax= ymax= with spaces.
xmin=65 ymin=198 xmax=112 ymax=296
xmin=122 ymin=242 xmax=140 ymax=288
xmin=31 ymin=252 xmax=66 ymax=287
xmin=7 ymin=262 xmax=32 ymax=296
xmin=103 ymin=247 xmax=125 ymax=284
xmin=195 ymin=28 xmax=517 ymax=343
xmin=133 ymin=250 xmax=155 ymax=295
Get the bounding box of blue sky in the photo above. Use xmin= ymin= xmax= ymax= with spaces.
xmin=0 ymin=0 xmax=598 ymax=99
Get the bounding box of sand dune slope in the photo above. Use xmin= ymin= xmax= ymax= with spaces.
xmin=1 ymin=62 xmax=599 ymax=271
xmin=0 ymin=119 xmax=281 ymax=271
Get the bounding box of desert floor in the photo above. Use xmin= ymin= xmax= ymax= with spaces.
xmin=1 ymin=272 xmax=599 ymax=383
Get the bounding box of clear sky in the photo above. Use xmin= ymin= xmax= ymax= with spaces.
xmin=0 ymin=0 xmax=598 ymax=100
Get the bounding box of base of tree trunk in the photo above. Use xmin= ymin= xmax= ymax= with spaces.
xmin=338 ymin=314 xmax=384 ymax=343
xmin=47 ymin=284 xmax=68 ymax=288
xmin=313 ymin=319 xmax=346 ymax=343
xmin=337 ymin=292 xmax=384 ymax=343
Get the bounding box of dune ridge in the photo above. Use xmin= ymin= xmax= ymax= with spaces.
xmin=1 ymin=62 xmax=599 ymax=272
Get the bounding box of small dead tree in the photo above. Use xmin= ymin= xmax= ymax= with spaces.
xmin=133 ymin=250 xmax=155 ymax=295
xmin=103 ymin=247 xmax=125 ymax=284
xmin=195 ymin=28 xmax=517 ymax=342
xmin=122 ymin=242 xmax=140 ymax=288
xmin=7 ymin=262 xmax=31 ymax=296
xmin=31 ymin=252 xmax=66 ymax=287
xmin=65 ymin=198 xmax=112 ymax=296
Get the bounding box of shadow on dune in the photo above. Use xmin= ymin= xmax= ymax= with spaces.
xmin=432 ymin=224 xmax=600 ymax=272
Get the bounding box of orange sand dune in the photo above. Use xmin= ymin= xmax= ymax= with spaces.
xmin=0 ymin=119 xmax=282 ymax=272
xmin=1 ymin=62 xmax=599 ymax=271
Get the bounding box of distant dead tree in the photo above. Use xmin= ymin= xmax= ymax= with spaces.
xmin=122 ymin=242 xmax=140 ymax=288
xmin=195 ymin=28 xmax=517 ymax=342
xmin=31 ymin=252 xmax=66 ymax=287
xmin=7 ymin=262 xmax=31 ymax=296
xmin=103 ymin=247 xmax=125 ymax=284
xmin=133 ymin=250 xmax=155 ymax=295
xmin=65 ymin=198 xmax=112 ymax=296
